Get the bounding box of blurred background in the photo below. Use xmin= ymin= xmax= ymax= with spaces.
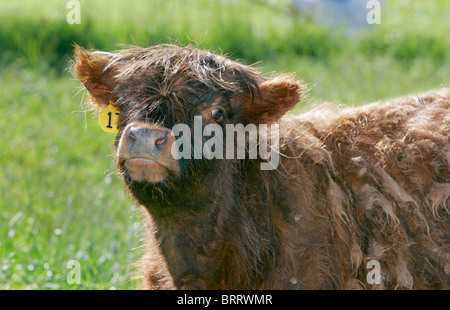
xmin=0 ymin=0 xmax=448 ymax=289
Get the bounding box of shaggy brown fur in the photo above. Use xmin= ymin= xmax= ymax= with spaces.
xmin=73 ymin=44 xmax=449 ymax=290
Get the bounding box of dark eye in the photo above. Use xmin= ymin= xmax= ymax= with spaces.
xmin=210 ymin=109 xmax=224 ymax=122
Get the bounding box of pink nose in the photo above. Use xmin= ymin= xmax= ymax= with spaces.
xmin=127 ymin=126 xmax=169 ymax=160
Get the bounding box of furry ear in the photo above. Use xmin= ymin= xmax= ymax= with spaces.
xmin=73 ymin=45 xmax=118 ymax=108
xmin=242 ymin=75 xmax=303 ymax=124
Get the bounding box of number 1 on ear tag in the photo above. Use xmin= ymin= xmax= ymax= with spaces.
xmin=99 ymin=100 xmax=120 ymax=133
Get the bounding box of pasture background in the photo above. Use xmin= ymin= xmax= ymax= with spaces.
xmin=0 ymin=0 xmax=448 ymax=289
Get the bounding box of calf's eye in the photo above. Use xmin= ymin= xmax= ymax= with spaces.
xmin=210 ymin=109 xmax=224 ymax=122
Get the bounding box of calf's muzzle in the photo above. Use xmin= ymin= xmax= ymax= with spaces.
xmin=117 ymin=122 xmax=180 ymax=183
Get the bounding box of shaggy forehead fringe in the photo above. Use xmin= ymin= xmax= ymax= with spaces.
xmin=112 ymin=44 xmax=264 ymax=93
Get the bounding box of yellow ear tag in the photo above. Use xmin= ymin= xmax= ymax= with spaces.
xmin=98 ymin=100 xmax=120 ymax=133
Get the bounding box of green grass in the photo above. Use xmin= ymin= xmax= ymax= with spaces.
xmin=0 ymin=0 xmax=448 ymax=289
xmin=0 ymin=67 xmax=141 ymax=289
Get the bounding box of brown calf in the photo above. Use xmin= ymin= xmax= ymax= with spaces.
xmin=73 ymin=44 xmax=449 ymax=289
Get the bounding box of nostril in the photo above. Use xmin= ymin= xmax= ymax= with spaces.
xmin=128 ymin=127 xmax=137 ymax=143
xmin=155 ymin=135 xmax=168 ymax=148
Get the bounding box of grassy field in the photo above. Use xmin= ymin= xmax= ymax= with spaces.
xmin=0 ymin=0 xmax=448 ymax=289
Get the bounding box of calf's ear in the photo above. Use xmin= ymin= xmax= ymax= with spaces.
xmin=242 ymin=75 xmax=303 ymax=124
xmin=73 ymin=45 xmax=118 ymax=109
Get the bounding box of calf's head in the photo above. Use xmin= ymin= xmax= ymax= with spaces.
xmin=73 ymin=45 xmax=303 ymax=212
